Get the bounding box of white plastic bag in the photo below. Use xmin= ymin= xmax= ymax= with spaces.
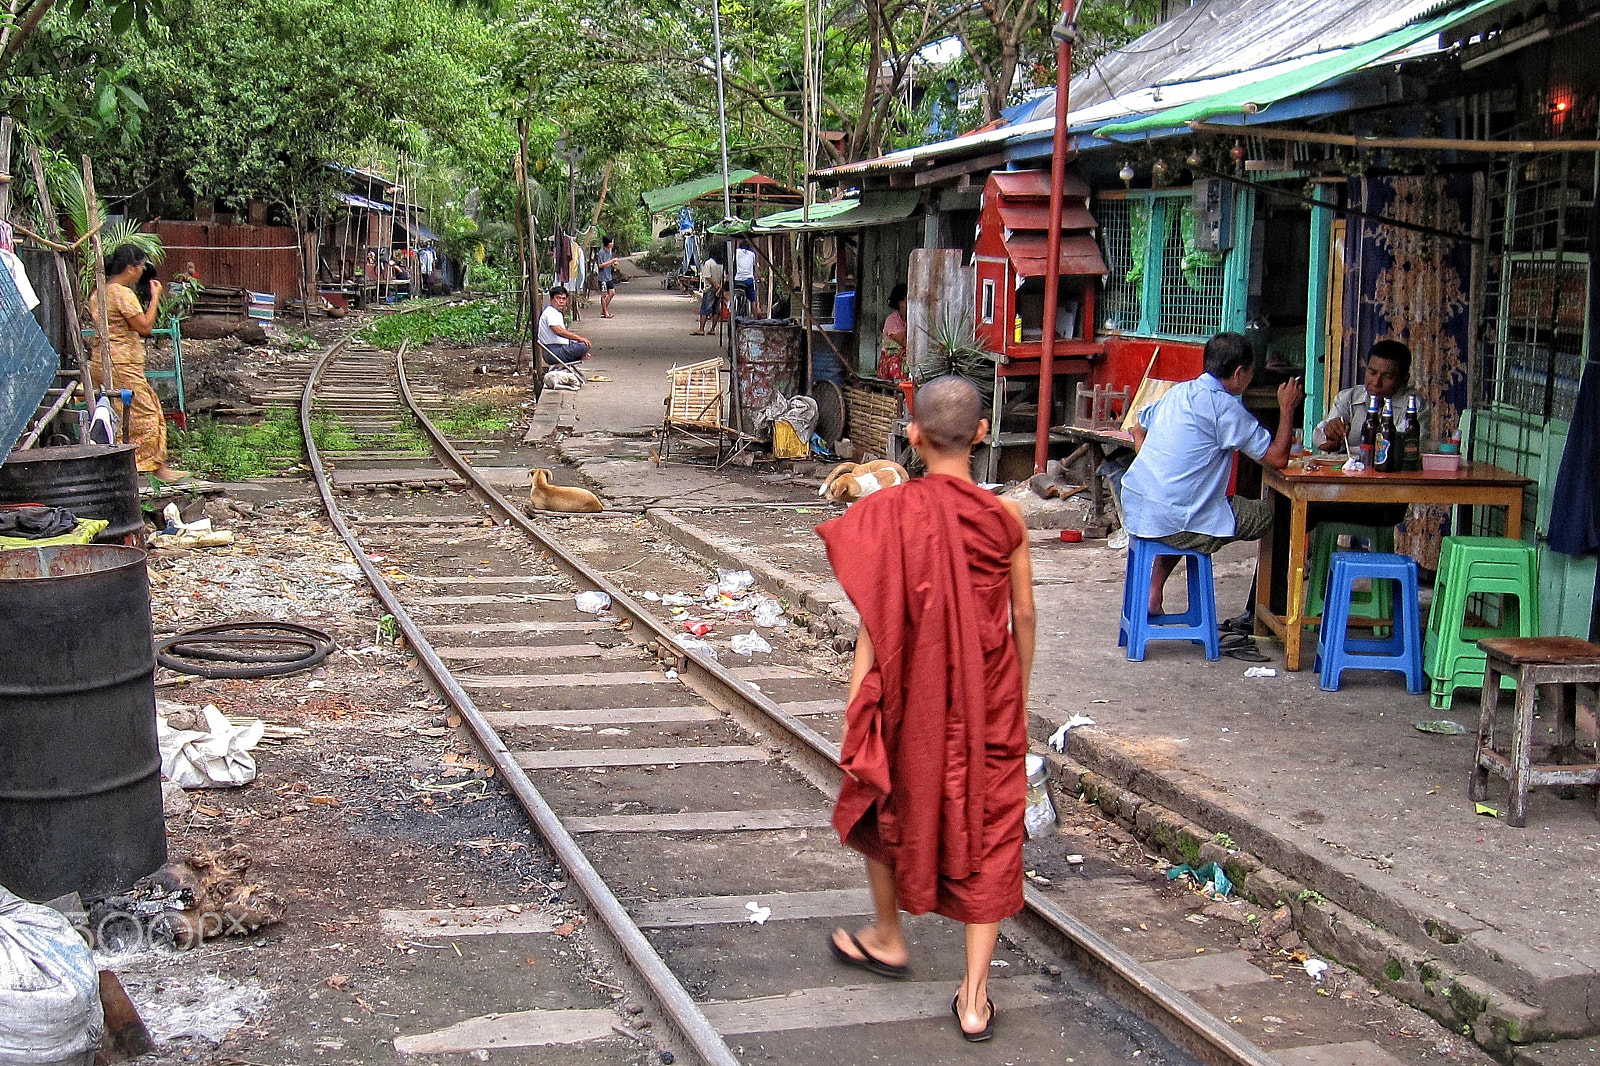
xmin=158 ymin=704 xmax=264 ymax=788
xmin=751 ymin=598 xmax=787 ymax=628
xmin=730 ymin=630 xmax=772 ymax=657
xmin=717 ymin=569 xmax=755 ymax=594
xmin=672 ymin=635 xmax=719 ymax=662
xmin=0 ymin=884 xmax=103 ymax=1066
xmin=573 ymin=591 xmax=611 ymax=614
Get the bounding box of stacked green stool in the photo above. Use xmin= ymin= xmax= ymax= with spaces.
xmin=1306 ymin=522 xmax=1395 ymax=629
xmin=1424 ymin=535 xmax=1540 ymax=710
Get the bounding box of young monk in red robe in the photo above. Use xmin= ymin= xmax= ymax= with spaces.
xmin=816 ymin=374 xmax=1036 ymax=1042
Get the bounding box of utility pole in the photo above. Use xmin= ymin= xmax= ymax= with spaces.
xmin=1035 ymin=0 xmax=1079 ymax=473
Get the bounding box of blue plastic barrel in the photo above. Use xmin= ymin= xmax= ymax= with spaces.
xmin=832 ymin=291 xmax=856 ymax=332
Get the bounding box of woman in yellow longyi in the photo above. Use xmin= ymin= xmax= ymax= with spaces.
xmin=87 ymin=245 xmax=187 ymax=482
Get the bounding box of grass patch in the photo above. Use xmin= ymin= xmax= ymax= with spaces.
xmin=171 ymin=408 xmax=426 ymax=479
xmin=360 ymin=298 xmax=518 ymax=350
xmin=434 ymin=401 xmax=512 ymax=436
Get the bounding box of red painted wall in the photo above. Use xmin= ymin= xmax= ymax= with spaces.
xmin=1093 ymin=336 xmax=1205 ymax=389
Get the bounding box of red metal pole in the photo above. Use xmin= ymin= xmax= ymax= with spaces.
xmin=1034 ymin=0 xmax=1078 ymax=473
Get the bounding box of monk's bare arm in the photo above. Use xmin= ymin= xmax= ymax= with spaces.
xmin=1001 ymin=500 xmax=1037 ymax=707
xmin=848 ymin=626 xmax=876 ymax=704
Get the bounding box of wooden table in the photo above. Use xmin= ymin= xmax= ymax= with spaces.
xmin=1053 ymin=424 xmax=1134 ymax=534
xmin=1254 ymin=461 xmax=1530 ymax=671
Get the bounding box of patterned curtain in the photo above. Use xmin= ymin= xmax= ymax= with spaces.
xmin=1347 ymin=175 xmax=1475 ymax=569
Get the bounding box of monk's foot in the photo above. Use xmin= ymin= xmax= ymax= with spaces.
xmin=953 ymin=986 xmax=995 ymax=1040
xmin=830 ymin=926 xmax=909 ymax=972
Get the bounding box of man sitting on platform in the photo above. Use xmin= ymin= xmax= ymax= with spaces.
xmin=538 ymin=286 xmax=591 ymax=365
xmin=1121 ymin=332 xmax=1303 ymax=618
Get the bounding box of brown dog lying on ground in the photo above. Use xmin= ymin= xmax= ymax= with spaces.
xmin=527 ymin=468 xmax=603 ymax=513
xmin=819 ymin=459 xmax=911 ymax=504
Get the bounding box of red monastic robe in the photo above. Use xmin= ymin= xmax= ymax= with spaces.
xmin=816 ymin=474 xmax=1027 ymax=924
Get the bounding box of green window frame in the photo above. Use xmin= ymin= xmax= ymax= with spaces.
xmin=1095 ymin=186 xmax=1253 ymax=342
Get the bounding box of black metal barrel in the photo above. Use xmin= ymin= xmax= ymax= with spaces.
xmin=0 ymin=545 xmax=165 ymax=901
xmin=0 ymin=443 xmax=143 ymax=544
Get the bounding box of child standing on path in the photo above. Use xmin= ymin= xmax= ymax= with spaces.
xmin=816 ymin=375 xmax=1037 ymax=1042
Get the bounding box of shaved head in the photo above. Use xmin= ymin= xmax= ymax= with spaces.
xmin=912 ymin=375 xmax=984 ymax=454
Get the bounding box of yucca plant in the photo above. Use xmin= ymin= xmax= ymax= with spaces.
xmin=50 ymin=166 xmax=164 ymax=298
xmin=912 ymin=303 xmax=998 ymax=405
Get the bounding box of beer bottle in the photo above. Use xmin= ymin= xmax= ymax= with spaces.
xmin=1358 ymin=394 xmax=1381 ymax=469
xmin=1375 ymin=399 xmax=1399 ymax=472
xmin=1401 ymin=396 xmax=1423 ymax=472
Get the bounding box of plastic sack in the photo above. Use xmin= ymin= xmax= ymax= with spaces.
xmin=672 ymin=634 xmax=718 ymax=662
xmin=716 ymin=569 xmax=754 ymax=594
xmin=730 ymin=630 xmax=772 ymax=657
xmin=573 ymin=591 xmax=611 ymax=614
xmin=158 ymin=704 xmax=264 ymax=788
xmin=0 ymin=884 xmax=103 ymax=1066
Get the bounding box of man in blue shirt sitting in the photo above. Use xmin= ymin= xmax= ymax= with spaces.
xmin=1122 ymin=332 xmax=1304 ymax=618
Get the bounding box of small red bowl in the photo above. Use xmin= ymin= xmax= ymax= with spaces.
xmin=1060 ymin=529 xmax=1083 ymax=543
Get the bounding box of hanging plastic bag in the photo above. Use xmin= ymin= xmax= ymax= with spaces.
xmin=0 ymin=883 xmax=103 ymax=1066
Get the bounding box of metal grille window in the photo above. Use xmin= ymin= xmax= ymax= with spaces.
xmin=1156 ymin=203 xmax=1226 ymax=337
xmin=1094 ymin=198 xmax=1142 ymax=332
xmin=1097 ymin=190 xmax=1235 ymax=341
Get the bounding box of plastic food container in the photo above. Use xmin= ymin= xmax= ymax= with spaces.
xmin=1422 ymin=452 xmax=1463 ymax=473
xmin=1060 ymin=529 xmax=1083 ymax=543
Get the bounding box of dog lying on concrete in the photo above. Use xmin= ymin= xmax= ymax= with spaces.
xmin=526 ymin=468 xmax=603 ymax=513
xmin=819 ymin=459 xmax=910 ymax=504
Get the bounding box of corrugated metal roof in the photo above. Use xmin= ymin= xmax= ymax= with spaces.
xmin=639 ymin=169 xmax=759 ymax=214
xmin=1072 ymin=0 xmax=1449 ymax=112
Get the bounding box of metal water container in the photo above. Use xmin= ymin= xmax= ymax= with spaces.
xmin=0 ymin=545 xmax=165 ymax=901
xmin=734 ymin=321 xmax=803 ymax=435
xmin=0 ymin=444 xmax=144 ymax=545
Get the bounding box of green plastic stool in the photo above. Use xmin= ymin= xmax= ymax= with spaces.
xmin=1424 ymin=536 xmax=1540 ymax=710
xmin=1306 ymin=522 xmax=1395 ymax=625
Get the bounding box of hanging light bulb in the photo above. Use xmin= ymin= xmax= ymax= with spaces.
xmin=1152 ymin=158 xmax=1168 ymax=182
xmin=1230 ymin=140 xmax=1246 ymax=162
xmin=1119 ymin=161 xmax=1135 ymax=183
xmin=1187 ymin=149 xmax=1202 ymax=167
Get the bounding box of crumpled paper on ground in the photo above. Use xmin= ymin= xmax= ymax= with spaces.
xmin=158 ymin=704 xmax=264 ymax=788
xmin=1048 ymin=714 xmax=1096 ymax=752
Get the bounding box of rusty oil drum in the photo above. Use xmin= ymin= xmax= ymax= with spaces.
xmin=0 ymin=443 xmax=144 ymax=545
xmin=0 ymin=545 xmax=165 ymax=900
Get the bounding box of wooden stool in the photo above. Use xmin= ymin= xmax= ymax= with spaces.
xmin=1469 ymin=637 xmax=1600 ymax=827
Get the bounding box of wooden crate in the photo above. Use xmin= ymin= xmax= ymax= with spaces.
xmin=844 ymin=385 xmax=901 ymax=456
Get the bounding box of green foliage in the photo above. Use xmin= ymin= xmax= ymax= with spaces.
xmin=359 ymin=298 xmax=518 ymax=349
xmin=637 ymin=243 xmax=682 ymax=275
xmin=464 ymin=261 xmax=515 ymax=294
xmin=434 ymin=401 xmax=511 ymax=435
xmin=1210 ymin=832 xmax=1235 ymax=850
xmin=170 ymin=408 xmax=352 ymax=480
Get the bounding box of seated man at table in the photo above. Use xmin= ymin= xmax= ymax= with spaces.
xmin=1122 ymin=332 xmax=1304 ymax=617
xmin=1312 ymin=339 xmax=1424 ymax=453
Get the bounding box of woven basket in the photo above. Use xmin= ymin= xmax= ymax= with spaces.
xmin=844 ymin=385 xmax=901 ymax=456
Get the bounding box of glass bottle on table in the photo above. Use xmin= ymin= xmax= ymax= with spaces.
xmin=1375 ymin=399 xmax=1401 ymax=472
xmin=1358 ymin=394 xmax=1381 ymax=470
xmin=1400 ymin=396 xmax=1423 ymax=472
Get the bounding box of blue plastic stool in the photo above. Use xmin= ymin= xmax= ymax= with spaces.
xmin=1119 ymin=536 xmax=1220 ymax=661
xmin=1315 ymin=551 xmax=1423 ymax=693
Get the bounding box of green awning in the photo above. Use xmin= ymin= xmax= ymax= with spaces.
xmin=752 ymin=192 xmax=919 ymax=233
xmin=640 ymin=169 xmax=759 ymax=214
xmin=1095 ymin=0 xmax=1511 ymax=138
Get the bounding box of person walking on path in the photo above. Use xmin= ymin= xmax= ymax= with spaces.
xmin=816 ymin=375 xmax=1037 ymax=1043
xmin=87 ymin=245 xmax=188 ymax=482
xmin=596 ymin=236 xmax=620 ymax=318
xmin=537 ymin=286 xmax=592 ymax=364
xmin=693 ymin=252 xmax=725 ymax=335
xmin=1120 ymin=332 xmax=1302 ymax=621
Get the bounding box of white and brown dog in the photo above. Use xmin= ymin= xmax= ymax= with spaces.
xmin=819 ymin=460 xmax=910 ymax=504
xmin=527 ymin=468 xmax=603 ymax=513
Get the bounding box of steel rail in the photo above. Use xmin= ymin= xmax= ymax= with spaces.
xmin=397 ymin=350 xmax=1283 ymax=1066
xmin=301 ymin=338 xmax=742 ymax=1066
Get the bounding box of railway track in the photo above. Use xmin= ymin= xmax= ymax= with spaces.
xmin=300 ymin=336 xmax=1283 ymax=1066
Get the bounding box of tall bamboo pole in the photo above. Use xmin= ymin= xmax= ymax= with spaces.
xmin=30 ymin=146 xmax=91 ymax=402
xmin=83 ymin=155 xmax=114 ymax=396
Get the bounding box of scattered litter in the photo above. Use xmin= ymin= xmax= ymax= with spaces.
xmin=1414 ymin=719 xmax=1467 ymax=735
xmin=1167 ymin=862 xmax=1232 ymax=899
xmin=664 ymin=669 xmax=679 ymax=680
xmin=1066 ymin=855 xmax=1084 ymax=865
xmin=1304 ymin=959 xmax=1330 ymax=981
xmin=660 ymin=593 xmax=696 ymax=607
xmin=682 ymin=621 xmax=714 ymax=637
xmin=1024 ymin=869 xmax=1052 ymax=885
xmin=717 ymin=569 xmax=755 ymax=594
xmin=744 ymin=901 xmax=771 ymax=925
xmin=1048 ymin=715 xmax=1096 ymax=752
xmin=673 ymin=635 xmax=718 ymax=662
xmin=1023 ymin=753 xmax=1057 ymax=838
xmin=573 ymin=591 xmax=612 ymax=614
xmin=158 ymin=704 xmax=264 ymax=788
xmin=989 ymin=959 xmax=1010 ymax=968
xmin=752 ymin=598 xmax=788 ymax=628
xmin=730 ymin=630 xmax=772 ymax=657
xmin=1243 ymin=666 xmax=1277 ymax=678
xmin=640 ymin=591 xmax=661 ymax=602
xmin=1475 ymin=803 xmax=1499 ymax=817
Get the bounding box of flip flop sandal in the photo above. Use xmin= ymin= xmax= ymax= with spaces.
xmin=1219 ymin=633 xmax=1253 ymax=650
xmin=952 ymin=994 xmax=995 ymax=1042
xmin=1222 ymin=642 xmax=1270 ymax=662
xmin=828 ymin=931 xmax=911 ymax=980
